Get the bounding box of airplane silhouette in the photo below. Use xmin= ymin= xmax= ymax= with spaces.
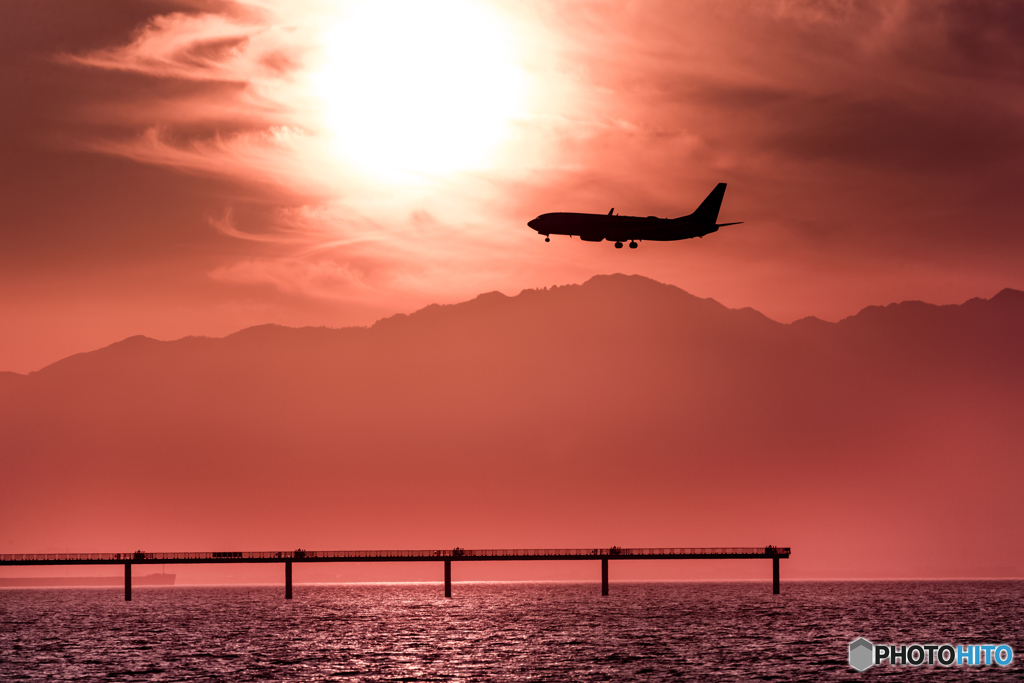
xmin=527 ymin=183 xmax=741 ymax=249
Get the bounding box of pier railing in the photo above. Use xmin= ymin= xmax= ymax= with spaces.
xmin=1 ymin=547 xmax=789 ymax=563
xmin=0 ymin=546 xmax=790 ymax=599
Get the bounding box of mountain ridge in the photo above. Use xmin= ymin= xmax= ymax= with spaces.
xmin=0 ymin=272 xmax=1021 ymax=579
xmin=6 ymin=273 xmax=1020 ymax=378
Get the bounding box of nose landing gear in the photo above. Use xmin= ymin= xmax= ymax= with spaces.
xmin=544 ymin=237 xmax=550 ymax=242
xmin=629 ymin=241 xmax=638 ymax=249
xmin=614 ymin=241 xmax=623 ymax=249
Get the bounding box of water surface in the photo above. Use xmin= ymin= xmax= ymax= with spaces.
xmin=1 ymin=581 xmax=1020 ymax=681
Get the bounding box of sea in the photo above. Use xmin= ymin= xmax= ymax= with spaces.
xmin=1 ymin=581 xmax=1020 ymax=681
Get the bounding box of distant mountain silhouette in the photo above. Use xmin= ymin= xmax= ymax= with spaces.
xmin=1 ymin=274 xmax=1021 ymax=580
xmin=0 ymin=370 xmax=24 ymax=388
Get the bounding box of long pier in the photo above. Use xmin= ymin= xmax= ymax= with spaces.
xmin=1 ymin=546 xmax=790 ymax=600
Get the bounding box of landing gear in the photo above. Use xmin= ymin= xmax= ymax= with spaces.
xmin=614 ymin=241 xmax=623 ymax=249
xmin=629 ymin=241 xmax=638 ymax=249
xmin=544 ymin=237 xmax=550 ymax=242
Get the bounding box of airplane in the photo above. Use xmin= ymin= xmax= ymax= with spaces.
xmin=527 ymin=182 xmax=741 ymax=249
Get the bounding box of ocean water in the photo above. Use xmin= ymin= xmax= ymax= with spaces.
xmin=0 ymin=581 xmax=1020 ymax=681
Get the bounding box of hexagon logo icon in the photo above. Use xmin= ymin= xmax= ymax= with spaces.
xmin=849 ymin=638 xmax=874 ymax=671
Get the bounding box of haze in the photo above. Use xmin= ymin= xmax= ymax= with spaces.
xmin=1 ymin=1 xmax=1022 ymax=582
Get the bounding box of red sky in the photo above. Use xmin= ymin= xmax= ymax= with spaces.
xmin=2 ymin=2 xmax=1023 ymax=583
xmin=3 ymin=0 xmax=1023 ymax=373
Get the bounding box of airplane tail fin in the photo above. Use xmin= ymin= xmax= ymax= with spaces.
xmin=690 ymin=183 xmax=727 ymax=224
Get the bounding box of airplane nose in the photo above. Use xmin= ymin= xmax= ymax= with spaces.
xmin=528 ymin=218 xmax=538 ymax=230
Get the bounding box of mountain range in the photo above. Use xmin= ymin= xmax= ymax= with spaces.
xmin=1 ymin=274 xmax=1021 ymax=580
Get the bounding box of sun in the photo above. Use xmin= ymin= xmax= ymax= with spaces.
xmin=313 ymin=0 xmax=525 ymax=180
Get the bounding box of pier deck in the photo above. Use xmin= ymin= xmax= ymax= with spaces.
xmin=1 ymin=546 xmax=791 ymax=599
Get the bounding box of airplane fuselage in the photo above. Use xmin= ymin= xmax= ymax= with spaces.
xmin=527 ymin=212 xmax=717 ymax=242
xmin=526 ymin=183 xmax=739 ymax=248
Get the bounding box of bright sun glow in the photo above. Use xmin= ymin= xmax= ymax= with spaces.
xmin=313 ymin=0 xmax=525 ymax=180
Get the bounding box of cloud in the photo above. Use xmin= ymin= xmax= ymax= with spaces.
xmin=209 ymin=257 xmax=369 ymax=299
xmin=59 ymin=5 xmax=335 ymax=192
xmin=45 ymin=0 xmax=1024 ymax=320
xmin=65 ymin=12 xmax=262 ymax=82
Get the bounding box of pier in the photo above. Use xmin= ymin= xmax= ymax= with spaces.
xmin=1 ymin=546 xmax=790 ymax=600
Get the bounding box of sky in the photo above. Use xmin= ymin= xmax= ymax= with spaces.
xmin=3 ymin=0 xmax=1024 ymax=373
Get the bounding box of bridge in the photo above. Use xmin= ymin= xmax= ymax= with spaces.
xmin=0 ymin=546 xmax=791 ymax=600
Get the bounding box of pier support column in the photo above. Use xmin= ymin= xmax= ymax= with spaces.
xmin=444 ymin=560 xmax=451 ymax=598
xmin=285 ymin=561 xmax=293 ymax=600
xmin=601 ymin=559 xmax=608 ymax=596
xmin=124 ymin=562 xmax=132 ymax=601
xmin=772 ymin=557 xmax=780 ymax=595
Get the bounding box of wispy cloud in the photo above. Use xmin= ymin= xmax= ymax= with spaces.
xmin=209 ymin=257 xmax=370 ymax=299
xmin=54 ymin=0 xmax=1024 ymax=320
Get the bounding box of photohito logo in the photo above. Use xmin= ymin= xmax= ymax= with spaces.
xmin=849 ymin=638 xmax=1014 ymax=671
